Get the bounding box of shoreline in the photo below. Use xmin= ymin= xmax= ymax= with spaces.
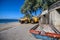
xmin=0 ymin=21 xmax=19 ymax=24
xmin=0 ymin=22 xmax=20 ymax=32
xmin=0 ymin=22 xmax=36 ymax=32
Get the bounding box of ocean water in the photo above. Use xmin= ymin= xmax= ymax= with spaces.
xmin=0 ymin=19 xmax=18 ymax=23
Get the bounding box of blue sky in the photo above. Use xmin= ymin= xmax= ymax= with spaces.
xmin=0 ymin=0 xmax=42 ymax=19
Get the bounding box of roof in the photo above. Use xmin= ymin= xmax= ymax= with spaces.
xmin=40 ymin=10 xmax=48 ymax=16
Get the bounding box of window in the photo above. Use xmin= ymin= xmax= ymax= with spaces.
xmin=43 ymin=15 xmax=46 ymax=17
xmin=56 ymin=8 xmax=60 ymax=14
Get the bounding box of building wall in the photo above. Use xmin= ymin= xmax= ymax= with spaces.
xmin=40 ymin=14 xmax=49 ymax=24
xmin=48 ymin=1 xmax=60 ymax=32
xmin=49 ymin=9 xmax=60 ymax=31
xmin=40 ymin=16 xmax=46 ymax=24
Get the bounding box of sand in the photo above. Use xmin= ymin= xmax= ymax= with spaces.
xmin=0 ymin=22 xmax=59 ymax=40
xmin=0 ymin=22 xmax=41 ymax=40
xmin=0 ymin=22 xmax=20 ymax=31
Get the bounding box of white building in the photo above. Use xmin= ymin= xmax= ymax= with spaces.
xmin=49 ymin=1 xmax=60 ymax=32
xmin=39 ymin=10 xmax=49 ymax=24
xmin=39 ymin=1 xmax=60 ymax=32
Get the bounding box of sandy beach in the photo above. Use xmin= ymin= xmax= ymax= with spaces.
xmin=0 ymin=22 xmax=34 ymax=31
xmin=0 ymin=22 xmax=60 ymax=40
xmin=0 ymin=22 xmax=20 ymax=31
xmin=0 ymin=22 xmax=41 ymax=40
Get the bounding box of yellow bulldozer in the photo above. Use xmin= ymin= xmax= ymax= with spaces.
xmin=19 ymin=16 xmax=39 ymax=24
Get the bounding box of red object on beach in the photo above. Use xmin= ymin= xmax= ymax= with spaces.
xmin=29 ymin=29 xmax=60 ymax=38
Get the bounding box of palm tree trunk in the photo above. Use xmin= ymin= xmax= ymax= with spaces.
xmin=35 ymin=10 xmax=36 ymax=16
xmin=29 ymin=11 xmax=33 ymax=18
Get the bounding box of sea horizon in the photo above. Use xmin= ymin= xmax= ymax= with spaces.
xmin=0 ymin=19 xmax=19 ymax=23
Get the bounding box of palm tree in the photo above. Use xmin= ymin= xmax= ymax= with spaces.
xmin=21 ymin=0 xmax=36 ymax=18
xmin=21 ymin=0 xmax=58 ymax=18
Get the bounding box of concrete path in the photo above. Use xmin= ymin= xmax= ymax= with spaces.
xmin=0 ymin=22 xmax=41 ymax=40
